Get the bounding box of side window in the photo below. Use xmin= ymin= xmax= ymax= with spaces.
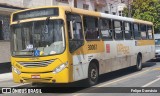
xmin=113 ymin=20 xmax=123 ymax=40
xmin=66 ymin=13 xmax=84 ymax=53
xmin=99 ymin=18 xmax=112 ymax=40
xmin=140 ymin=24 xmax=147 ymax=39
xmin=83 ymin=16 xmax=99 ymax=40
xmin=133 ymin=23 xmax=141 ymax=39
xmin=147 ymin=25 xmax=153 ymax=39
xmin=67 ymin=14 xmax=83 ymax=40
xmin=0 ymin=21 xmax=3 ymax=40
xmin=124 ymin=22 xmax=132 ymax=39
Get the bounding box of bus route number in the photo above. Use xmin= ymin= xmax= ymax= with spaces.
xmin=88 ymin=44 xmax=97 ymax=50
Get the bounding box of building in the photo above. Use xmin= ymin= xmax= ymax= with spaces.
xmin=0 ymin=3 xmax=24 ymax=63
xmin=0 ymin=0 xmax=133 ymax=15
xmin=106 ymin=0 xmax=133 ymax=16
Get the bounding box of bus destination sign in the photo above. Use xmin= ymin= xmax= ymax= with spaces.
xmin=13 ymin=8 xmax=59 ymax=21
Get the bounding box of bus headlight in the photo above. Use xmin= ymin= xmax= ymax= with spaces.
xmin=53 ymin=62 xmax=68 ymax=74
xmin=12 ymin=66 xmax=21 ymax=75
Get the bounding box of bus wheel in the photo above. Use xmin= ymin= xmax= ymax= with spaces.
xmin=136 ymin=55 xmax=142 ymax=71
xmin=88 ymin=62 xmax=99 ymax=86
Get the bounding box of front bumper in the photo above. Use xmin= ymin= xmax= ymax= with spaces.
xmin=12 ymin=68 xmax=70 ymax=83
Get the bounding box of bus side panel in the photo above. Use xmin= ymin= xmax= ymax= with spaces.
xmin=72 ymin=53 xmax=105 ymax=81
xmin=136 ymin=40 xmax=155 ymax=63
xmin=72 ymin=39 xmax=155 ymax=82
xmin=101 ymin=40 xmax=134 ymax=73
xmin=72 ymin=54 xmax=88 ymax=81
xmin=72 ymin=41 xmax=105 ymax=81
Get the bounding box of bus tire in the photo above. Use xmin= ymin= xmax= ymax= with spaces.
xmin=136 ymin=55 xmax=142 ymax=71
xmin=87 ymin=62 xmax=99 ymax=86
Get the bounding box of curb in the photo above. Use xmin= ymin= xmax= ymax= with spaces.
xmin=0 ymin=62 xmax=11 ymax=74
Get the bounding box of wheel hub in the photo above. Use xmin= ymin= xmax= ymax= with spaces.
xmin=91 ymin=69 xmax=97 ymax=79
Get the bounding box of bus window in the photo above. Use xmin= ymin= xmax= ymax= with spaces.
xmin=124 ymin=22 xmax=132 ymax=39
xmin=147 ymin=25 xmax=153 ymax=39
xmin=140 ymin=24 xmax=147 ymax=39
xmin=83 ymin=16 xmax=99 ymax=40
xmin=14 ymin=23 xmax=33 ymax=52
xmin=133 ymin=23 xmax=141 ymax=39
xmin=66 ymin=13 xmax=84 ymax=52
xmin=15 ymin=28 xmax=23 ymax=50
xmin=0 ymin=21 xmax=3 ymax=40
xmin=113 ymin=20 xmax=123 ymax=40
xmin=100 ymin=18 xmax=112 ymax=40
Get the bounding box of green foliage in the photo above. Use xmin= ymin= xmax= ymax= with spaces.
xmin=124 ymin=0 xmax=160 ymax=33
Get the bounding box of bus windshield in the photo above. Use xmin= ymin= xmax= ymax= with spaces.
xmin=11 ymin=19 xmax=65 ymax=56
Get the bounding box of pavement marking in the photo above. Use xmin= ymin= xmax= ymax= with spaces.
xmin=97 ymin=69 xmax=150 ymax=87
xmin=73 ymin=69 xmax=150 ymax=96
xmin=142 ymin=76 xmax=160 ymax=87
xmin=153 ymin=68 xmax=160 ymax=70
xmin=11 ymin=83 xmax=30 ymax=87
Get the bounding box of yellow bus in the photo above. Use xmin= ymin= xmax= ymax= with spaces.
xmin=10 ymin=6 xmax=155 ymax=86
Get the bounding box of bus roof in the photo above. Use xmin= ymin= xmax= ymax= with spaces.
xmin=100 ymin=13 xmax=153 ymax=25
xmin=62 ymin=6 xmax=100 ymax=17
xmin=63 ymin=6 xmax=153 ymax=25
xmin=100 ymin=13 xmax=134 ymax=22
xmin=134 ymin=19 xmax=153 ymax=25
xmin=11 ymin=6 xmax=153 ymax=25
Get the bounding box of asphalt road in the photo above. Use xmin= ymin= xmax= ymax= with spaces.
xmin=1 ymin=60 xmax=160 ymax=96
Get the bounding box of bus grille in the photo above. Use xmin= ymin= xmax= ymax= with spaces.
xmin=18 ymin=60 xmax=54 ymax=67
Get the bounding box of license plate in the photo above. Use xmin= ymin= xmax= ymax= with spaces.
xmin=31 ymin=75 xmax=40 ymax=79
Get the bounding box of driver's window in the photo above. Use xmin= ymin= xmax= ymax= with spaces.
xmin=67 ymin=14 xmax=83 ymax=40
xmin=66 ymin=13 xmax=84 ymax=53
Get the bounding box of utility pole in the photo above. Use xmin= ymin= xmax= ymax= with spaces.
xmin=128 ymin=0 xmax=131 ymax=17
xmin=109 ymin=4 xmax=112 ymax=14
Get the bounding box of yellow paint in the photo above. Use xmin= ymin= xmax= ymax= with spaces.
xmin=136 ymin=40 xmax=155 ymax=46
xmin=10 ymin=6 xmax=101 ymax=83
xmin=11 ymin=50 xmax=73 ymax=83
xmin=117 ymin=44 xmax=130 ymax=55
xmin=134 ymin=19 xmax=153 ymax=25
xmin=153 ymin=68 xmax=160 ymax=70
xmin=70 ymin=7 xmax=100 ymax=17
xmin=72 ymin=40 xmax=105 ymax=55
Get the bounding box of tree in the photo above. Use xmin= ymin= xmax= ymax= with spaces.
xmin=124 ymin=0 xmax=160 ymax=33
